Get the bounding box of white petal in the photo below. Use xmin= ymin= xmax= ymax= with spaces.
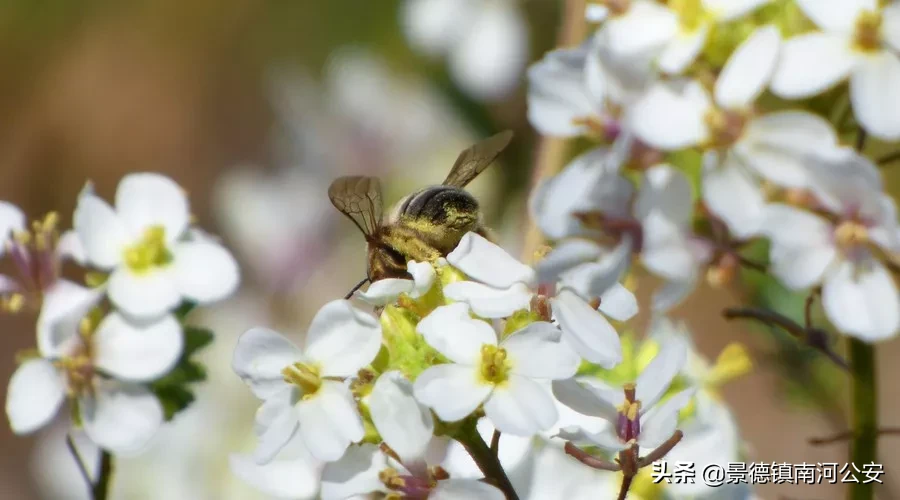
xmin=794 ymin=0 xmax=873 ymax=32
xmin=304 ymin=300 xmax=382 ymax=377
xmin=447 ymin=232 xmax=535 ymax=288
xmin=233 ymin=327 xmax=302 ymax=399
xmin=557 ymin=238 xmax=633 ymax=299
xmin=407 ymin=260 xmax=436 ymax=297
xmin=369 ymin=371 xmax=434 ymax=464
xmin=598 ymin=283 xmax=639 ymax=321
xmin=552 ymin=378 xmax=623 ymax=422
xmin=551 ymin=289 xmax=622 ymax=367
xmin=431 ymin=479 xmax=505 ymax=500
xmin=534 ymin=239 xmax=602 ymax=285
xmin=320 ymin=444 xmax=386 ymax=499
xmin=230 ymin=442 xmax=320 ymax=500
xmin=448 ymin=0 xmax=527 ymax=101
xmin=6 ymin=359 xmax=65 ymax=434
xmin=414 ymin=364 xmax=492 ymax=422
xmin=253 ymin=390 xmax=301 ymax=464
xmin=401 ymin=0 xmax=470 ymax=56
xmin=658 ymin=24 xmax=709 ymax=75
xmin=850 ymin=52 xmax=900 ymax=141
xmin=641 ymin=211 xmax=697 ymax=282
xmin=635 ymin=164 xmax=693 ymax=228
xmin=631 ymin=82 xmax=710 ymax=150
xmin=568 ymin=426 xmax=629 ymax=452
xmin=639 ymin=389 xmax=696 ymax=448
xmin=652 ymin=277 xmax=697 ymax=313
xmin=355 ymin=278 xmax=415 ymax=306
xmin=93 ymin=313 xmax=182 ymax=382
xmin=715 ymin=25 xmax=780 ymax=109
xmin=530 ymin=148 xmax=611 ymax=240
xmin=444 ymin=281 xmax=532 ymax=319
xmin=604 ymin=1 xmax=678 ymax=56
xmin=171 ymin=240 xmax=240 ymax=304
xmin=0 ymin=202 xmax=24 ymax=243
xmin=884 ymin=2 xmax=900 ymax=53
xmin=822 ymin=259 xmax=900 ymax=341
xmin=108 ymin=266 xmax=181 ymax=319
xmin=771 ymin=33 xmax=858 ymax=99
xmin=417 ymin=303 xmax=497 ymax=364
xmin=701 ymin=152 xmax=765 ymax=239
xmin=73 ymin=193 xmax=127 ymax=269
xmin=81 ymin=383 xmax=164 ymax=456
xmin=37 ymin=280 xmax=104 ymax=359
xmin=636 ymin=337 xmax=688 ymax=409
xmin=526 ymin=45 xmax=595 ymax=137
xmin=502 ymin=322 xmax=580 ymax=379
xmin=115 ymin=173 xmax=189 ymax=241
xmin=297 ymin=381 xmax=365 ymax=462
xmin=740 ymin=111 xmax=837 ymax=188
xmin=56 ymin=230 xmax=87 ymax=264
xmin=805 ymin=147 xmax=883 ymax=216
xmin=761 ymin=205 xmax=836 ymax=289
xmin=586 ymin=4 xmax=609 ymax=22
xmin=484 ymin=375 xmax=559 ymax=435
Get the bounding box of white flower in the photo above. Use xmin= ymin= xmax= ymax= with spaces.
xmin=354 ymin=260 xmax=437 ymax=306
xmin=599 ymin=0 xmax=769 ymax=75
xmin=771 ymin=0 xmax=900 ymax=140
xmin=401 ymin=0 xmax=528 ymax=101
xmin=232 ymin=299 xmax=382 ymax=463
xmin=760 ymin=151 xmax=900 ymax=341
xmin=413 ymin=302 xmax=580 ymax=436
xmin=632 ymin=26 xmax=839 ymax=238
xmin=6 ymin=282 xmax=181 ymax=455
xmin=553 ymin=336 xmax=693 ymax=452
xmin=229 ymin=433 xmax=323 ymax=500
xmin=319 ymin=371 xmax=505 ymax=500
xmin=444 ymin=232 xmax=631 ymax=366
xmin=74 ymin=173 xmax=240 ymax=319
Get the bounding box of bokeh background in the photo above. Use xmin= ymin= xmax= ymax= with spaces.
xmin=1 ymin=1 xmax=899 ymax=499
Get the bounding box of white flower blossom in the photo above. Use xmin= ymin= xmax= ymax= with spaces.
xmin=553 ymin=336 xmax=694 ymax=452
xmin=74 ymin=173 xmax=240 ymax=319
xmin=232 ymin=300 xmax=381 ymax=463
xmin=413 ymin=302 xmax=580 ymax=436
xmin=771 ymin=0 xmax=900 ymax=140
xmin=354 ymin=260 xmax=437 ymax=306
xmin=632 ymin=25 xmax=841 ymax=239
xmin=761 ymin=150 xmax=900 ymax=341
xmin=444 ymin=232 xmax=632 ymax=365
xmin=6 ymin=282 xmax=181 ymax=455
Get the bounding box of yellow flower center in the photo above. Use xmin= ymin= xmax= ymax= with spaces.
xmin=281 ymin=362 xmax=322 ymax=397
xmin=57 ymin=354 xmax=95 ymax=398
xmin=123 ymin=225 xmax=172 ymax=273
xmin=853 ymin=10 xmax=883 ymax=52
xmin=705 ymin=108 xmax=748 ymax=148
xmin=670 ymin=0 xmax=711 ymax=32
xmin=479 ymin=344 xmax=511 ymax=385
xmin=834 ymin=220 xmax=869 ymax=249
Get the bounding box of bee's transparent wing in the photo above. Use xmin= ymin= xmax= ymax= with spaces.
xmin=328 ymin=176 xmax=383 ymax=237
xmin=442 ymin=130 xmax=514 ymax=188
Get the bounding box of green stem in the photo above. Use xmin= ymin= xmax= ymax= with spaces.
xmin=848 ymin=337 xmax=877 ymax=500
xmin=92 ymin=451 xmax=114 ymax=500
xmin=456 ymin=420 xmax=519 ymax=500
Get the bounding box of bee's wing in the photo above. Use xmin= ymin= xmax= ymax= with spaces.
xmin=442 ymin=130 xmax=513 ymax=188
xmin=328 ymin=176 xmax=383 ymax=237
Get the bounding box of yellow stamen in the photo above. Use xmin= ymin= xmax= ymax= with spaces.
xmin=2 ymin=293 xmax=25 ymax=313
xmin=705 ymin=108 xmax=748 ymax=148
xmin=281 ymin=362 xmax=322 ymax=397
xmin=479 ymin=344 xmax=511 ymax=385
xmin=853 ymin=10 xmax=883 ymax=52
xmin=123 ymin=225 xmax=172 ymax=273
xmin=834 ymin=221 xmax=869 ymax=249
xmin=379 ymin=468 xmax=405 ymax=490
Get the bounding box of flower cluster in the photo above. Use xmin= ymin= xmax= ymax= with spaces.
xmin=230 ymin=232 xmax=751 ymax=499
xmin=5 ymin=173 xmax=239 ymax=457
xmin=529 ymin=0 xmax=900 ymax=341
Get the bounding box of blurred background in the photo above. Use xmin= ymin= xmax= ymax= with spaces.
xmin=1 ymin=1 xmax=899 ymax=499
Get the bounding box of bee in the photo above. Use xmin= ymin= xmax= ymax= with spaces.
xmin=328 ymin=130 xmax=513 ymax=297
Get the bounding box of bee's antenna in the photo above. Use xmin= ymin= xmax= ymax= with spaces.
xmin=344 ymin=277 xmax=370 ymax=300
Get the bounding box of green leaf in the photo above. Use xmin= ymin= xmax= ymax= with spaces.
xmin=151 ymin=325 xmax=214 ymax=421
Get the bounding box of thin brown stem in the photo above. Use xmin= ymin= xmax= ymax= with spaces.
xmin=93 ymin=451 xmax=113 ymax=500
xmin=490 ymin=430 xmax=501 ymax=456
xmin=877 ymin=150 xmax=900 ymax=166
xmin=66 ymin=434 xmax=93 ymax=497
xmin=563 ymin=442 xmax=622 ymax=472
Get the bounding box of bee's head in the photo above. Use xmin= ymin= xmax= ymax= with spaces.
xmin=367 ymin=242 xmax=412 ymax=282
